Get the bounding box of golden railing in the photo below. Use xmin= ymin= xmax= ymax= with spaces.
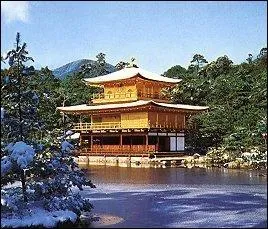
xmin=91 ymin=92 xmax=168 ymax=103
xmin=73 ymin=122 xmax=121 ymax=130
xmin=72 ymin=121 xmax=150 ymax=131
xmin=72 ymin=121 xmax=184 ymax=131
xmin=138 ymin=92 xmax=168 ymax=100
xmin=92 ymin=92 xmax=136 ymax=100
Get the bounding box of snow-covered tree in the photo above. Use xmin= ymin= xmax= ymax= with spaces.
xmin=1 ymin=32 xmax=95 ymax=228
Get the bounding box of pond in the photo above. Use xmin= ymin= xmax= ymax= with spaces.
xmin=79 ymin=164 xmax=267 ymax=228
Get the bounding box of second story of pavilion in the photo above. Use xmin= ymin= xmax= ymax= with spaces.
xmin=84 ymin=67 xmax=182 ymax=104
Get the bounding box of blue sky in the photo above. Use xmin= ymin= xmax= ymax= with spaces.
xmin=1 ymin=1 xmax=267 ymax=74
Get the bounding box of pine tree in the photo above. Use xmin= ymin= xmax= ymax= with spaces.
xmin=1 ymin=33 xmax=95 ymax=227
xmin=80 ymin=52 xmax=110 ymax=77
xmin=1 ymin=32 xmax=36 ymax=201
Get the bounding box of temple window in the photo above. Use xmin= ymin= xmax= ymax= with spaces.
xmin=106 ymin=91 xmax=112 ymax=98
xmin=127 ymin=89 xmax=133 ymax=98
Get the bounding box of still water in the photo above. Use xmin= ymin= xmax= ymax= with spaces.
xmin=79 ymin=164 xmax=267 ymax=228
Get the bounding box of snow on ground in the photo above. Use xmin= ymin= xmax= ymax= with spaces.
xmin=1 ymin=107 xmax=5 ymax=120
xmin=1 ymin=208 xmax=77 ymax=228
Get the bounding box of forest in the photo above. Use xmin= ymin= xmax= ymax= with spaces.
xmin=162 ymin=51 xmax=267 ymax=167
xmin=1 ymin=42 xmax=267 ymax=157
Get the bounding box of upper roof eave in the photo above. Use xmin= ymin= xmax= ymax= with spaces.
xmin=83 ymin=67 xmax=182 ymax=84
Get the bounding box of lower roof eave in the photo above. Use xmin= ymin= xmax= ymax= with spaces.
xmin=56 ymin=100 xmax=209 ymax=114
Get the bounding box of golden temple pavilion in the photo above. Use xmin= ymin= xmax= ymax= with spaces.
xmin=57 ymin=66 xmax=209 ymax=157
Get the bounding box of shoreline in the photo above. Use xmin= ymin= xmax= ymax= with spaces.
xmin=74 ymin=155 xmax=267 ymax=172
xmin=79 ymin=213 xmax=124 ymax=228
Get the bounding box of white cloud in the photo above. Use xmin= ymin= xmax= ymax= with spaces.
xmin=1 ymin=1 xmax=30 ymax=23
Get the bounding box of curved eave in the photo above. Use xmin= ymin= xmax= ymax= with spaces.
xmin=152 ymin=101 xmax=209 ymax=112
xmin=57 ymin=100 xmax=209 ymax=114
xmin=84 ymin=75 xmax=182 ymax=85
xmin=83 ymin=67 xmax=182 ymax=85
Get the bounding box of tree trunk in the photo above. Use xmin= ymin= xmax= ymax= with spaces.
xmin=20 ymin=169 xmax=27 ymax=202
xmin=17 ymin=51 xmax=28 ymax=202
xmin=18 ymin=61 xmax=23 ymax=141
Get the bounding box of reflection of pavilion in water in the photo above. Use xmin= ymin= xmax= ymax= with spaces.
xmin=82 ymin=165 xmax=266 ymax=186
xmin=57 ymin=67 xmax=208 ymax=157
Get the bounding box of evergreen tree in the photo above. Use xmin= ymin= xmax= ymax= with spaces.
xmin=115 ymin=61 xmax=128 ymax=70
xmin=115 ymin=57 xmax=138 ymax=70
xmin=162 ymin=65 xmax=188 ymax=79
xmin=80 ymin=52 xmax=110 ymax=77
xmin=1 ymin=33 xmax=95 ymax=227
xmin=189 ymin=54 xmax=208 ymax=73
xmin=163 ymin=48 xmax=267 ymax=155
xmin=1 ymin=32 xmax=36 ymax=201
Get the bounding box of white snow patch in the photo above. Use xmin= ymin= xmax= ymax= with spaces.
xmin=166 ymin=208 xmax=266 ymax=228
xmin=65 ymin=130 xmax=73 ymax=136
xmin=9 ymin=141 xmax=35 ymax=169
xmin=86 ymin=197 xmax=114 ymax=201
xmin=61 ymin=140 xmax=74 ymax=152
xmin=1 ymin=107 xmax=5 ymax=120
xmin=1 ymin=198 xmax=7 ymax=206
xmin=2 ymin=181 xmax=21 ymax=189
xmin=1 ymin=208 xmax=77 ymax=228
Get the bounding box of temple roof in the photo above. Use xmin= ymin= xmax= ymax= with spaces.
xmin=57 ymin=100 xmax=209 ymax=113
xmin=83 ymin=67 xmax=182 ymax=84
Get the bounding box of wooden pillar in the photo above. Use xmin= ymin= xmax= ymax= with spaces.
xmin=120 ymin=134 xmax=122 ymax=145
xmin=156 ymin=132 xmax=159 ymax=152
xmin=166 ymin=136 xmax=170 ymax=152
xmin=145 ymin=134 xmax=148 ymax=145
xmin=90 ymin=135 xmax=93 ymax=152
xmin=166 ymin=114 xmax=168 ymax=128
xmin=79 ymin=135 xmax=82 ymax=146
xmin=175 ymin=132 xmax=177 ymax=152
xmin=145 ymin=134 xmax=148 ymax=151
xmin=156 ymin=113 xmax=159 ymax=127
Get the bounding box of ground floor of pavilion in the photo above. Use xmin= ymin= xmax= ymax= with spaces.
xmin=76 ymin=130 xmax=185 ymax=157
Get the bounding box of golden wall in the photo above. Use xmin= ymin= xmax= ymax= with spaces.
xmin=90 ymin=111 xmax=185 ymax=129
xmin=93 ymin=85 xmax=138 ymax=103
xmin=77 ymin=111 xmax=185 ymax=130
xmin=92 ymin=77 xmax=173 ymax=104
xmin=121 ymin=112 xmax=149 ymax=128
xmin=92 ymin=112 xmax=149 ymax=128
xmin=104 ymin=85 xmax=137 ymax=95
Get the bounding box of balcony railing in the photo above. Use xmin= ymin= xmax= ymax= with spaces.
xmin=137 ymin=92 xmax=168 ymax=100
xmin=73 ymin=122 xmax=121 ymax=130
xmin=77 ymin=145 xmax=156 ymax=156
xmin=72 ymin=121 xmax=150 ymax=131
xmin=92 ymin=92 xmax=136 ymax=100
xmin=91 ymin=91 xmax=168 ymax=103
xmin=72 ymin=121 xmax=184 ymax=131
